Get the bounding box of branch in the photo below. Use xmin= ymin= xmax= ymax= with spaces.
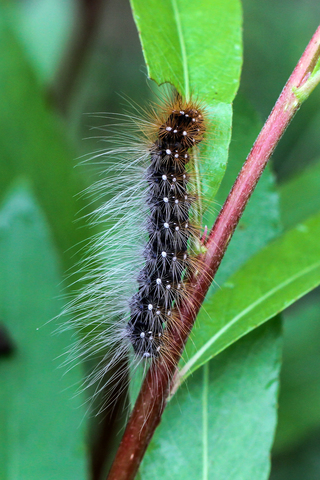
xmin=51 ymin=0 xmax=104 ymax=114
xmin=107 ymin=25 xmax=320 ymax=480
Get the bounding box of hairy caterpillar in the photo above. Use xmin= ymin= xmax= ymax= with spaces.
xmin=62 ymin=90 xmax=208 ymax=408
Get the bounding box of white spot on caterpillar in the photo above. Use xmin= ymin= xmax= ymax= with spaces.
xmin=164 ymin=222 xmax=169 ymax=229
xmin=182 ymin=131 xmax=187 ymax=136
xmin=166 ymin=284 xmax=171 ymax=290
xmin=173 ymin=129 xmax=178 ymax=133
xmin=172 ymin=178 xmax=177 ymax=182
xmin=148 ymin=304 xmax=153 ymax=310
xmin=174 ymin=199 xmax=179 ymax=204
xmin=140 ymin=332 xmax=145 ymax=338
xmin=163 ymin=197 xmax=169 ymax=203
xmin=173 ymin=256 xmax=177 ymax=262
xmin=162 ymin=174 xmax=167 ymax=181
xmin=156 ymin=278 xmax=162 ymax=285
xmin=166 ymin=149 xmax=171 ymax=155
xmin=161 ymin=251 xmax=167 ymax=258
xmin=143 ymin=352 xmax=151 ymax=358
xmin=156 ymin=310 xmax=161 ymax=315
xmin=174 ymin=153 xmax=179 ymax=158
xmin=166 ymin=126 xmax=172 ymax=131
xmin=175 ymin=226 xmax=179 ymax=231
xmin=180 ymin=111 xmax=185 ymax=115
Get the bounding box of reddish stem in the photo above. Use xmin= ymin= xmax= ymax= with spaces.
xmin=107 ymin=25 xmax=320 ymax=480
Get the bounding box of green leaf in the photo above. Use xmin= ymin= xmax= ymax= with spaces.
xmin=141 ymin=319 xmax=281 ymax=480
xmin=130 ymin=0 xmax=242 ymax=103
xmin=199 ymin=102 xmax=233 ymax=203
xmin=279 ymin=157 xmax=320 ymax=230
xmin=0 ymin=185 xmax=88 ymax=480
xmin=130 ymin=0 xmax=242 ymax=207
xmin=182 ymin=210 xmax=320 ymax=380
xmin=0 ymin=12 xmax=91 ymax=273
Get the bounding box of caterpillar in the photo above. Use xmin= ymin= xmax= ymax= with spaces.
xmin=62 ymin=90 xmax=208 ymax=409
xmin=128 ymin=95 xmax=206 ymax=358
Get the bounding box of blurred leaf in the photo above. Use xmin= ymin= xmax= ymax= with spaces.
xmin=0 ymin=184 xmax=88 ymax=480
xmin=274 ymin=292 xmax=320 ymax=453
xmin=271 ymin=427 xmax=320 ymax=480
xmin=142 ymin=96 xmax=282 ymax=479
xmin=183 ymin=211 xmax=320 ymax=379
xmin=130 ymin=0 xmax=242 ymax=103
xmin=241 ymin=0 xmax=320 ymax=180
xmin=0 ymin=12 xmax=91 ymax=272
xmin=279 ymin=157 xmax=320 ymax=230
xmin=1 ymin=0 xmax=76 ymax=83
xmin=130 ymin=0 xmax=242 ymax=210
xmin=141 ymin=320 xmax=281 ymax=480
xmin=241 ymin=0 xmax=320 ymax=118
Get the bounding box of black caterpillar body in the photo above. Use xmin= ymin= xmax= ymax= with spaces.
xmin=127 ymin=97 xmax=206 ymax=358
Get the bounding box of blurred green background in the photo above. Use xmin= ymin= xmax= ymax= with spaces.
xmin=0 ymin=1 xmax=320 ymax=479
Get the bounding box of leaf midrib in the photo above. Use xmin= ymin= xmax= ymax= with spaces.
xmin=171 ymin=0 xmax=189 ymax=99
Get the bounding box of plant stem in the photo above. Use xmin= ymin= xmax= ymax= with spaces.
xmin=106 ymin=25 xmax=320 ymax=480
xmin=52 ymin=0 xmax=104 ymax=114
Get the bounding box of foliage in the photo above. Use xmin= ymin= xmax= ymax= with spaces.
xmin=0 ymin=1 xmax=320 ymax=479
